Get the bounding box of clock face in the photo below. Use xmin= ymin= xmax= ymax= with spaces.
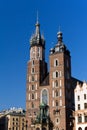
xmin=42 ymin=89 xmax=48 ymax=104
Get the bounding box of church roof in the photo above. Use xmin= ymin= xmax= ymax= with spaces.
xmin=30 ymin=19 xmax=45 ymax=48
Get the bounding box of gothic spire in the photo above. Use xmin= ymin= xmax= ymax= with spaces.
xmin=30 ymin=15 xmax=45 ymax=48
xmin=35 ymin=12 xmax=41 ymax=39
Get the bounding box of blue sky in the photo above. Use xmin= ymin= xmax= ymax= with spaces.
xmin=0 ymin=0 xmax=87 ymax=110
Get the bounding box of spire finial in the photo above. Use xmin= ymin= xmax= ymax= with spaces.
xmin=36 ymin=11 xmax=39 ymax=24
xmin=59 ymin=25 xmax=61 ymax=32
xmin=57 ymin=25 xmax=63 ymax=43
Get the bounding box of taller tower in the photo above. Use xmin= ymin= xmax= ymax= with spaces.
xmin=26 ymin=19 xmax=48 ymax=129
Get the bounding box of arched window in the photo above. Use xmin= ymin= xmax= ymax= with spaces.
xmin=36 ymin=128 xmax=40 ymax=130
xmin=85 ymin=127 xmax=87 ymax=130
xmin=56 ymin=71 xmax=58 ymax=78
xmin=56 ymin=101 xmax=58 ymax=107
xmin=54 ymin=59 xmax=59 ymax=67
xmin=31 ymin=102 xmax=34 ymax=108
xmin=78 ymin=127 xmax=82 ymax=130
xmin=32 ymin=85 xmax=35 ymax=90
xmin=42 ymin=127 xmax=46 ymax=130
xmin=55 ymin=80 xmax=58 ymax=87
xmin=55 ymin=90 xmax=58 ymax=97
xmin=32 ymin=93 xmax=34 ymax=99
xmin=32 ymin=76 xmax=34 ymax=81
xmin=42 ymin=89 xmax=48 ymax=104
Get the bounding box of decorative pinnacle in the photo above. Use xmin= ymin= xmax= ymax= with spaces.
xmin=57 ymin=26 xmax=63 ymax=43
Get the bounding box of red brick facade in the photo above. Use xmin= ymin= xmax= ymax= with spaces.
xmin=26 ymin=21 xmax=75 ymax=130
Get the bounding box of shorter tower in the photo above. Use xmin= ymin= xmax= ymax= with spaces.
xmin=75 ymin=82 xmax=87 ymax=130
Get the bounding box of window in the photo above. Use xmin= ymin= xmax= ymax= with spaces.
xmin=78 ymin=96 xmax=80 ymax=101
xmin=38 ymin=47 xmax=40 ymax=52
xmin=56 ymin=118 xmax=60 ymax=124
xmin=32 ymin=85 xmax=35 ymax=90
xmin=32 ymin=60 xmax=34 ymax=65
xmin=16 ymin=118 xmax=18 ymax=121
xmin=32 ymin=68 xmax=34 ymax=73
xmin=53 ymin=71 xmax=59 ymax=78
xmin=78 ymin=127 xmax=82 ymax=130
xmin=55 ymin=91 xmax=58 ymax=97
xmin=32 ymin=76 xmax=34 ymax=81
xmin=42 ymin=89 xmax=48 ymax=104
xmin=56 ymin=101 xmax=58 ymax=107
xmin=55 ymin=80 xmax=58 ymax=87
xmin=54 ymin=59 xmax=58 ymax=67
xmin=85 ymin=127 xmax=87 ymax=130
xmin=84 ymin=103 xmax=87 ymax=109
xmin=32 ymin=93 xmax=34 ymax=99
xmin=84 ymin=115 xmax=87 ymax=122
xmin=78 ymin=104 xmax=80 ymax=110
xmin=78 ymin=115 xmax=82 ymax=123
xmin=31 ymin=102 xmax=34 ymax=108
xmin=84 ymin=94 xmax=86 ymax=100
xmin=56 ymin=71 xmax=58 ymax=78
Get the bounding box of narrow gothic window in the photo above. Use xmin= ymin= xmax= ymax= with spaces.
xmin=85 ymin=127 xmax=87 ymax=130
xmin=32 ymin=85 xmax=35 ymax=90
xmin=32 ymin=93 xmax=34 ymax=99
xmin=32 ymin=68 xmax=34 ymax=73
xmin=56 ymin=101 xmax=58 ymax=107
xmin=56 ymin=71 xmax=58 ymax=78
xmin=55 ymin=80 xmax=58 ymax=87
xmin=31 ymin=102 xmax=34 ymax=108
xmin=42 ymin=89 xmax=48 ymax=104
xmin=55 ymin=91 xmax=58 ymax=97
xmin=32 ymin=76 xmax=34 ymax=81
xmin=78 ymin=127 xmax=82 ymax=130
xmin=32 ymin=60 xmax=34 ymax=65
xmin=54 ymin=59 xmax=58 ymax=67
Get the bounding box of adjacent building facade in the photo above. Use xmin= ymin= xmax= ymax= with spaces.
xmin=75 ymin=82 xmax=87 ymax=130
xmin=26 ymin=19 xmax=80 ymax=130
xmin=0 ymin=108 xmax=27 ymax=130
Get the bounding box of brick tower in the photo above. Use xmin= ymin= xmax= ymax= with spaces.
xmin=49 ymin=31 xmax=73 ymax=130
xmin=26 ymin=19 xmax=48 ymax=129
xmin=26 ymin=19 xmax=74 ymax=130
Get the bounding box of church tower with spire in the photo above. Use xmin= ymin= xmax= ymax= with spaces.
xmin=26 ymin=19 xmax=75 ymax=130
xmin=26 ymin=18 xmax=48 ymax=129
